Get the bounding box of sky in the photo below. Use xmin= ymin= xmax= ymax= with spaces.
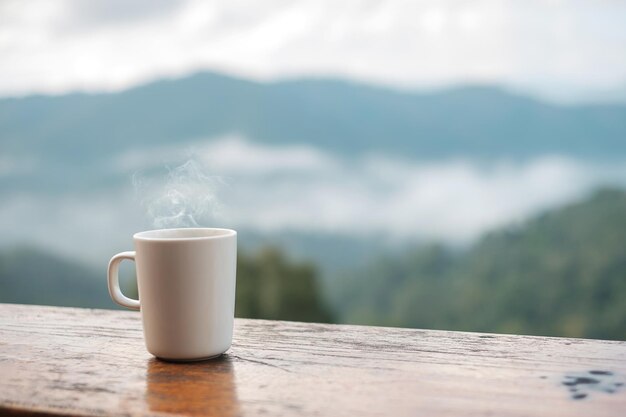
xmin=1 ymin=0 xmax=626 ymax=102
xmin=2 ymin=0 xmax=626 ymax=265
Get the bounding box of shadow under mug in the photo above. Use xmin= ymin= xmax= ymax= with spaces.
xmin=107 ymin=228 xmax=237 ymax=361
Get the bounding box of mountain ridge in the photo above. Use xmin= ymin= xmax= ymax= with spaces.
xmin=2 ymin=70 xmax=625 ymax=162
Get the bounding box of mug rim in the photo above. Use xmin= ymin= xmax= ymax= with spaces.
xmin=133 ymin=227 xmax=236 ymax=241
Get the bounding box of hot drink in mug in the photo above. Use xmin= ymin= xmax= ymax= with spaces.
xmin=107 ymin=228 xmax=237 ymax=361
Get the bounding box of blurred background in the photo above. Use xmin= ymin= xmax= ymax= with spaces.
xmin=1 ymin=0 xmax=625 ymax=340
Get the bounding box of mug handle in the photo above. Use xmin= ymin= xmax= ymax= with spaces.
xmin=107 ymin=251 xmax=140 ymax=310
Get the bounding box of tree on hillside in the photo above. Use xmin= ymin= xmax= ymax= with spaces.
xmin=337 ymin=188 xmax=626 ymax=340
xmin=236 ymin=247 xmax=334 ymax=323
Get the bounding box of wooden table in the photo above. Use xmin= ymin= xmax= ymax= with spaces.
xmin=0 ymin=304 xmax=625 ymax=416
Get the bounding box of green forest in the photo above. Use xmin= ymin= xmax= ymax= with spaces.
xmin=1 ymin=188 xmax=625 ymax=340
xmin=335 ymin=188 xmax=626 ymax=340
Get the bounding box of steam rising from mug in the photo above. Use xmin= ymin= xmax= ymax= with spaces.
xmin=133 ymin=159 xmax=224 ymax=229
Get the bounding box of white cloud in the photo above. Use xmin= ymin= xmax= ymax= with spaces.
xmin=108 ymin=137 xmax=626 ymax=243
xmin=3 ymin=136 xmax=626 ymax=264
xmin=0 ymin=0 xmax=625 ymax=101
xmin=219 ymin=152 xmax=613 ymax=242
xmin=113 ymin=135 xmax=337 ymax=175
xmin=0 ymin=191 xmax=144 ymax=266
xmin=198 ymin=136 xmax=338 ymax=175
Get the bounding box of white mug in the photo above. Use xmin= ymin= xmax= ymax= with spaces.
xmin=107 ymin=228 xmax=237 ymax=361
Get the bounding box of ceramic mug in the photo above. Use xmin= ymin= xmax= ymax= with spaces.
xmin=107 ymin=228 xmax=237 ymax=361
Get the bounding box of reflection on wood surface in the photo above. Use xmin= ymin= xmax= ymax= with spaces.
xmin=146 ymin=356 xmax=239 ymax=417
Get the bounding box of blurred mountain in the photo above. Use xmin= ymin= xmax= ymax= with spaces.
xmin=1 ymin=188 xmax=625 ymax=339
xmin=337 ymin=187 xmax=626 ymax=340
xmin=0 ymin=247 xmax=111 ymax=308
xmin=2 ymin=71 xmax=625 ymax=167
xmin=0 ymin=245 xmax=334 ymax=323
xmin=236 ymin=247 xmax=333 ymax=323
xmin=2 ymin=70 xmax=625 ymax=338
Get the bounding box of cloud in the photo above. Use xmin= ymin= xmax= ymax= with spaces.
xmin=0 ymin=0 xmax=625 ymax=101
xmin=199 ymin=136 xmax=338 ymax=175
xmin=3 ymin=136 xmax=626 ymax=265
xmin=218 ymin=151 xmax=615 ymax=243
xmin=65 ymin=0 xmax=184 ymax=28
xmin=113 ymin=135 xmax=337 ymax=175
xmin=109 ymin=136 xmax=626 ymax=243
xmin=0 ymin=190 xmax=143 ymax=266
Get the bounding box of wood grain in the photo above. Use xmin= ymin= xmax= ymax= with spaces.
xmin=0 ymin=303 xmax=625 ymax=416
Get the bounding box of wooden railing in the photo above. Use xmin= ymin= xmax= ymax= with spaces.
xmin=0 ymin=304 xmax=625 ymax=416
